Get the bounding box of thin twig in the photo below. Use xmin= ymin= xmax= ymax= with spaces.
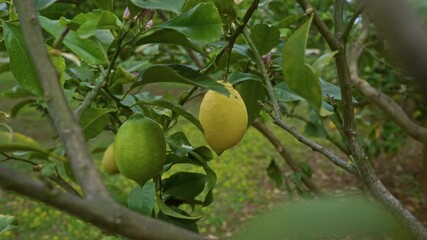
xmin=200 ymin=0 xmax=260 ymax=74
xmin=74 ymin=31 xmax=128 ymax=119
xmin=242 ymin=28 xmax=356 ymax=174
xmin=253 ymin=120 xmax=323 ymax=195
xmin=342 ymin=5 xmax=364 ymax=44
xmin=53 ymin=27 xmax=70 ymax=49
xmin=242 ymin=29 xmax=282 ymax=120
xmin=296 ymin=0 xmax=340 ymax=50
xmin=0 ymin=153 xmax=38 ymax=166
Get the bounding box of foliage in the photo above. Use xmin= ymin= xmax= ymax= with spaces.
xmin=0 ymin=0 xmax=425 ymax=238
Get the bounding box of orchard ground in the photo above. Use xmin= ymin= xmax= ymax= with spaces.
xmin=1 ymin=73 xmax=427 ymax=239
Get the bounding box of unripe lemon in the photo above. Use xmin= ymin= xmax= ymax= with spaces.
xmin=114 ymin=114 xmax=166 ymax=185
xmin=199 ymin=82 xmax=248 ymax=155
xmin=102 ymin=144 xmax=119 ymax=175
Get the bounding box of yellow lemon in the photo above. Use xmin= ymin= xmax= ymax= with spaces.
xmin=102 ymin=144 xmax=119 ymax=175
xmin=114 ymin=114 xmax=166 ymax=185
xmin=199 ymin=81 xmax=248 ymax=155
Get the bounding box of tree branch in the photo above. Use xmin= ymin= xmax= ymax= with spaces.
xmin=15 ymin=0 xmax=110 ymax=200
xmin=0 ymin=167 xmax=203 ymax=240
xmin=242 ymin=29 xmax=356 ymax=175
xmin=348 ymin=21 xmax=427 ymax=144
xmin=342 ymin=5 xmax=364 ymax=44
xmin=252 ymin=120 xmax=322 ymax=195
xmin=296 ymin=1 xmax=427 ymax=238
xmin=296 ymin=0 xmax=340 ymax=50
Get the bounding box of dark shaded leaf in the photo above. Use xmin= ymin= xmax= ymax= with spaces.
xmin=133 ymin=64 xmax=228 ymax=95
xmin=266 ymin=159 xmax=283 ymax=188
xmin=135 ymin=29 xmax=203 ymax=53
xmin=163 ymin=172 xmax=207 ymax=199
xmin=250 ymin=24 xmax=280 ymax=55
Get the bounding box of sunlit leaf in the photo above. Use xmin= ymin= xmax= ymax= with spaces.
xmin=39 ymin=16 xmax=109 ymax=64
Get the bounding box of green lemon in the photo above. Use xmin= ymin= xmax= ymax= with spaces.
xmin=114 ymin=114 xmax=166 ymax=185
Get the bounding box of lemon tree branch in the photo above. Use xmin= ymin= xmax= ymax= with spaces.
xmin=252 ymin=120 xmax=323 ymax=195
xmin=295 ymin=1 xmax=427 ymax=238
xmin=14 ymin=0 xmax=111 ymax=201
xmin=0 ymin=167 xmax=202 ymax=240
xmin=242 ymin=30 xmax=356 ymax=175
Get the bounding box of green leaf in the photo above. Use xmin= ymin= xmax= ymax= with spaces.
xmin=304 ymin=121 xmax=326 ymax=138
xmin=312 ymin=51 xmax=338 ymax=78
xmin=274 ymin=82 xmax=304 ymax=102
xmin=106 ymin=184 xmax=128 ymax=206
xmin=0 ymin=131 xmax=50 ymax=155
xmin=39 ymin=16 xmax=109 ymax=64
xmin=2 ymin=21 xmax=43 ymax=97
xmin=128 ymin=181 xmax=155 ymax=216
xmin=276 ymin=14 xmax=305 ymax=28
xmin=34 ymin=0 xmax=57 ymax=10
xmin=158 ymin=211 xmax=199 ymax=233
xmin=66 ymin=10 xmax=121 ymax=39
xmin=282 ymin=16 xmax=322 ymax=110
xmin=237 ymin=196 xmax=409 ymax=240
xmin=188 ymin=151 xmax=217 ymax=206
xmin=41 ymin=162 xmax=57 ymax=177
xmin=79 ymin=107 xmax=115 ymax=139
xmin=137 ymin=100 xmax=203 ymax=132
xmin=227 ymin=71 xmax=263 ymax=85
xmin=133 ymin=64 xmax=228 ymax=95
xmin=159 ymin=2 xmax=222 ymax=42
xmin=235 ymin=80 xmax=267 ymax=125
xmin=163 ymin=172 xmax=207 ymax=200
xmin=167 ymin=132 xmax=193 ymax=157
xmin=156 ymin=192 xmax=201 ymax=220
xmin=135 ymin=29 xmax=203 ymax=53
xmin=250 ymin=24 xmax=280 ymax=55
xmin=130 ymin=0 xmax=185 ymax=13
xmin=0 ymin=214 xmax=18 ymax=234
xmin=266 ymin=159 xmax=283 ymax=188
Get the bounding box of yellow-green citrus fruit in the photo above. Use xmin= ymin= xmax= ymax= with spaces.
xmin=114 ymin=114 xmax=166 ymax=185
xmin=199 ymin=82 xmax=248 ymax=155
xmin=102 ymin=144 xmax=119 ymax=175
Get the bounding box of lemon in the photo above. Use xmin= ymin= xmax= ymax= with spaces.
xmin=114 ymin=114 xmax=166 ymax=185
xmin=199 ymin=81 xmax=248 ymax=155
xmin=102 ymin=144 xmax=119 ymax=174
